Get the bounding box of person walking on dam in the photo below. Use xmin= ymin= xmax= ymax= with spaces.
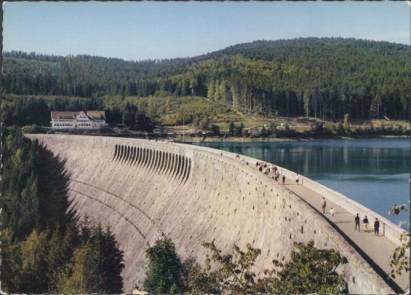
xmin=355 ymin=213 xmax=360 ymax=231
xmin=321 ymin=197 xmax=327 ymax=214
xmin=374 ymin=218 xmax=380 ymax=236
xmin=363 ymin=215 xmax=369 ymax=230
xmin=282 ymin=175 xmax=286 ymax=184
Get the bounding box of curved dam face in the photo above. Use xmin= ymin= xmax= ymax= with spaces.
xmin=28 ymin=134 xmax=406 ymax=294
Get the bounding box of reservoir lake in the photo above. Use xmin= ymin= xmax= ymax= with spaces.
xmin=196 ymin=137 xmax=410 ymax=230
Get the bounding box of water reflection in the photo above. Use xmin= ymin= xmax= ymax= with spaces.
xmin=197 ymin=138 xmax=410 ymax=229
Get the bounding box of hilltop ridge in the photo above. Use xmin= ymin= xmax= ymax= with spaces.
xmin=4 ymin=37 xmax=411 ymax=121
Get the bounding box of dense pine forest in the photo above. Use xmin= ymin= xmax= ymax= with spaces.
xmin=3 ymin=37 xmax=411 ymax=121
xmin=1 ymin=129 xmax=124 ymax=293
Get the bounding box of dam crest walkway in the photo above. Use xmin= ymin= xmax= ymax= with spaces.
xmin=222 ymin=151 xmax=409 ymax=292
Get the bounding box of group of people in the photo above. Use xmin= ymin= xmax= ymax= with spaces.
xmin=253 ymin=158 xmax=384 ymax=238
xmin=321 ymin=197 xmax=381 ymax=236
xmin=255 ymin=161 xmax=286 ymax=184
xmin=354 ymin=213 xmax=380 ymax=235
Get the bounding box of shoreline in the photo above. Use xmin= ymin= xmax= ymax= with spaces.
xmin=176 ymin=134 xmax=411 ymax=143
xmin=23 ymin=127 xmax=410 ymax=143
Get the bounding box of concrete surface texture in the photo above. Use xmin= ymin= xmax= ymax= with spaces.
xmin=28 ymin=134 xmax=409 ymax=294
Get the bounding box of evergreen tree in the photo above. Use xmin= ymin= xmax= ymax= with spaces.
xmin=1 ymin=228 xmax=23 ymax=291
xmin=90 ymin=225 xmax=124 ymax=293
xmin=57 ymin=243 xmax=104 ymax=294
xmin=19 ymin=230 xmax=50 ymax=293
xmin=144 ymin=234 xmax=184 ymax=294
xmin=228 ymin=121 xmax=235 ymax=136
xmin=122 ymin=103 xmax=138 ymax=129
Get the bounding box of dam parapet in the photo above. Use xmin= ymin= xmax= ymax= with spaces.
xmin=187 ymin=143 xmax=407 ymax=246
xmin=27 ymin=134 xmax=408 ymax=293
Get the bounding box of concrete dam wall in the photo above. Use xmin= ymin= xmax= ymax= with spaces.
xmin=28 ymin=134 xmax=407 ymax=294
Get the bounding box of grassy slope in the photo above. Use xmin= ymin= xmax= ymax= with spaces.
xmin=5 ymin=93 xmax=410 ymax=134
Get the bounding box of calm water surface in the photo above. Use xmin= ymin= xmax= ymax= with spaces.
xmin=196 ymin=138 xmax=410 ymax=230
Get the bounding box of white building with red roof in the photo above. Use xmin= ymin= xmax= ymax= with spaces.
xmin=50 ymin=111 xmax=107 ymax=129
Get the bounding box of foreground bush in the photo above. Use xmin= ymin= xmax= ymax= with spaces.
xmin=142 ymin=236 xmax=347 ymax=294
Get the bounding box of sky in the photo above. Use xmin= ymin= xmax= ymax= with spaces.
xmin=3 ymin=1 xmax=410 ymax=61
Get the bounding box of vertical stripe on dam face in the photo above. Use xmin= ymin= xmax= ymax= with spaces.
xmin=129 ymin=146 xmax=133 ymax=163
xmin=125 ymin=146 xmax=131 ymax=163
xmin=137 ymin=147 xmax=143 ymax=166
xmin=183 ymin=157 xmax=190 ymax=182
xmin=140 ymin=147 xmax=145 ymax=167
xmin=171 ymin=154 xmax=178 ymax=179
xmin=161 ymin=151 xmax=167 ymax=173
xmin=137 ymin=148 xmax=142 ymax=166
xmin=149 ymin=149 xmax=156 ymax=170
xmin=113 ymin=144 xmax=119 ymax=160
xmin=164 ymin=152 xmax=171 ymax=175
xmin=116 ymin=144 xmax=121 ymax=161
xmin=132 ymin=146 xmax=137 ymax=164
xmin=176 ymin=155 xmax=183 ymax=180
xmin=183 ymin=157 xmax=191 ymax=183
xmin=118 ymin=145 xmax=124 ymax=161
xmin=181 ymin=156 xmax=187 ymax=181
xmin=166 ymin=153 xmax=173 ymax=177
xmin=132 ymin=146 xmax=139 ymax=166
xmin=142 ymin=148 xmax=149 ymax=168
xmin=130 ymin=146 xmax=136 ymax=164
xmin=168 ymin=153 xmax=173 ymax=175
xmin=145 ymin=148 xmax=151 ymax=168
xmin=148 ymin=149 xmax=156 ymax=171
xmin=123 ymin=146 xmax=127 ymax=162
xmin=154 ymin=150 xmax=161 ymax=172
xmin=159 ymin=151 xmax=166 ymax=173
xmin=150 ymin=149 xmax=157 ymax=172
xmin=129 ymin=146 xmax=133 ymax=162
xmin=135 ymin=147 xmax=141 ymax=166
xmin=119 ymin=145 xmax=124 ymax=161
xmin=157 ymin=151 xmax=164 ymax=173
xmin=179 ymin=156 xmax=187 ymax=182
xmin=172 ymin=154 xmax=179 ymax=180
xmin=122 ymin=145 xmax=128 ymax=162
xmin=185 ymin=158 xmax=192 ymax=183
xmin=176 ymin=155 xmax=184 ymax=181
xmin=136 ymin=147 xmax=141 ymax=165
xmin=147 ymin=149 xmax=154 ymax=170
xmin=146 ymin=148 xmax=152 ymax=169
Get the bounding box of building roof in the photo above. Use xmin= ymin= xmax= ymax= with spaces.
xmin=51 ymin=111 xmax=106 ymax=121
xmin=51 ymin=111 xmax=78 ymax=120
xmin=86 ymin=111 xmax=106 ymax=120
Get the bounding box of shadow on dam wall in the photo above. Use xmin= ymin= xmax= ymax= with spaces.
xmin=27 ymin=134 xmax=405 ymax=294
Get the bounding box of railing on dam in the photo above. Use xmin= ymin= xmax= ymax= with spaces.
xmin=182 ymin=143 xmax=408 ymax=248
xmin=276 ymin=166 xmax=407 ymax=246
xmin=112 ymin=143 xmax=191 ymax=183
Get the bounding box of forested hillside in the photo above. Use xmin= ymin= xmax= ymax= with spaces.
xmin=1 ymin=128 xmax=124 ymax=293
xmin=4 ymin=38 xmax=410 ymax=120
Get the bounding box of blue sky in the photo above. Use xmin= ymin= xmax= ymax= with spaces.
xmin=3 ymin=1 xmax=410 ymax=60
